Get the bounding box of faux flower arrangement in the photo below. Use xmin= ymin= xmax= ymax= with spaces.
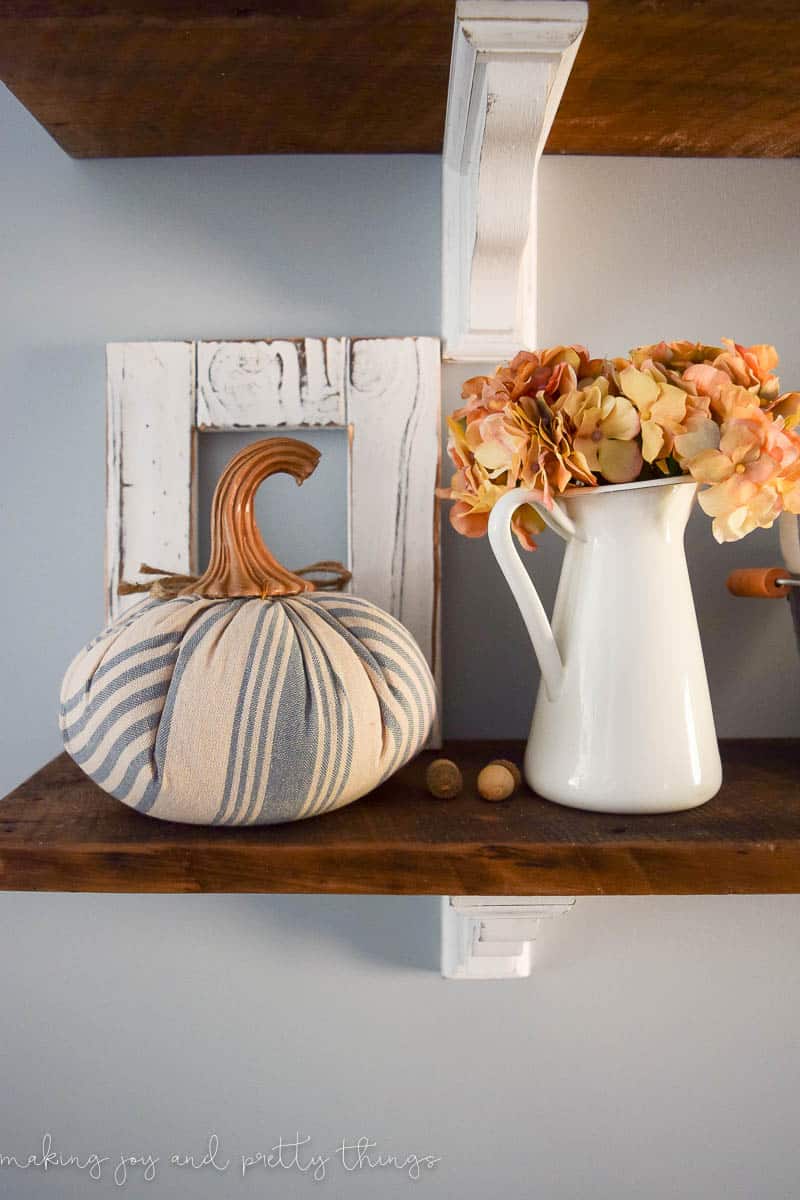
xmin=442 ymin=339 xmax=800 ymax=547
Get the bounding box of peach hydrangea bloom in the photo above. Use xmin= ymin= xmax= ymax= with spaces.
xmin=672 ymin=407 xmax=721 ymax=464
xmin=630 ymin=341 xmax=723 ymax=370
xmin=446 ymin=470 xmax=545 ymax=550
xmin=454 ymin=345 xmax=590 ymax=426
xmin=770 ymin=391 xmax=800 ymax=428
xmin=441 ymin=415 xmax=546 ymax=548
xmin=716 ymin=339 xmax=781 ymax=402
xmin=506 ymin=394 xmax=596 ymax=506
xmin=465 ymin=411 xmax=529 ymax=477
xmin=442 ymin=338 xmax=797 ymax=549
xmin=618 ymin=365 xmax=688 ymax=464
xmin=688 ymin=409 xmax=800 ymax=542
xmin=559 ymin=383 xmax=642 ymax=483
xmin=632 ymin=339 xmax=781 ymax=406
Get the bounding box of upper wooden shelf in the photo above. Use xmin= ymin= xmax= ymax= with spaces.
xmin=1 ymin=2 xmax=798 ymax=159
xmin=1 ymin=740 xmax=799 ymax=894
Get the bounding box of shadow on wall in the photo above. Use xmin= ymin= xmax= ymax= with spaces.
xmin=220 ymin=894 xmax=442 ymax=974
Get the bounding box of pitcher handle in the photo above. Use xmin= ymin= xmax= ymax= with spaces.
xmin=488 ymin=489 xmax=578 ymax=702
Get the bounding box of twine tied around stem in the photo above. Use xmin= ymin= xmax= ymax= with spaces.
xmin=118 ymin=560 xmax=352 ymax=602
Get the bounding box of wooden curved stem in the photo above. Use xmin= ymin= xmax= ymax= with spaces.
xmin=183 ymin=437 xmax=321 ymax=599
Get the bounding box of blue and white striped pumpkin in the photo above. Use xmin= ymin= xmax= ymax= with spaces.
xmin=60 ymin=591 xmax=435 ymax=824
xmin=59 ymin=438 xmax=436 ymax=825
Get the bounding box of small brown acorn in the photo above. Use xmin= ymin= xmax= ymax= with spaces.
xmin=477 ymin=762 xmax=516 ymax=802
xmin=491 ymin=758 xmax=521 ymax=790
xmin=425 ymin=758 xmax=463 ymax=799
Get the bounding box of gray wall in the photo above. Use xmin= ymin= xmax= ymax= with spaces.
xmin=1 ymin=83 xmax=799 ymax=1199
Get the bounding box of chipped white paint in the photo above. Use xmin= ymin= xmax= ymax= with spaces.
xmin=107 ymin=339 xmax=441 ymax=733
xmin=442 ymin=0 xmax=587 ymax=360
xmin=347 ymin=337 xmax=441 ymax=688
xmin=106 ymin=342 xmax=196 ymax=620
xmin=197 ymin=338 xmax=346 ymax=428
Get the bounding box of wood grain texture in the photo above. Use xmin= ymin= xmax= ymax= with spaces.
xmin=1 ymin=2 xmax=798 ymax=158
xmin=1 ymin=741 xmax=799 ymax=895
xmin=0 ymin=2 xmax=452 ymax=156
xmin=549 ymin=0 xmax=800 ymax=157
xmin=106 ymin=342 xmax=196 ymax=620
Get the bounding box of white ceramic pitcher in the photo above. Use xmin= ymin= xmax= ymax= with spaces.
xmin=488 ymin=476 xmax=722 ymax=814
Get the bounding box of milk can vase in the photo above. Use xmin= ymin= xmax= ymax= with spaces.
xmin=488 ymin=476 xmax=722 ymax=814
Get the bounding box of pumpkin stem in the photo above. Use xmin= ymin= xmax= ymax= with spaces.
xmin=184 ymin=438 xmax=321 ymax=599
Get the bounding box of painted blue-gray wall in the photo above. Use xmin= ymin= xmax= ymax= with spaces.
xmin=1 ymin=83 xmax=799 ymax=1200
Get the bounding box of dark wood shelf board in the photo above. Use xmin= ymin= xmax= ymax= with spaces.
xmin=1 ymin=2 xmax=798 ymax=158
xmin=553 ymin=0 xmax=800 ymax=158
xmin=1 ymin=741 xmax=799 ymax=895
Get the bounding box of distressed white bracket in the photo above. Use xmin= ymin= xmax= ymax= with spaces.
xmin=441 ymin=895 xmax=575 ymax=980
xmin=442 ymin=1 xmax=588 ymax=361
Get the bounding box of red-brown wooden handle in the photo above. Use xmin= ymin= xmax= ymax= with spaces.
xmin=726 ymin=568 xmax=790 ymax=599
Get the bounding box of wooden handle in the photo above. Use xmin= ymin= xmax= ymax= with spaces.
xmin=726 ymin=567 xmax=790 ymax=599
xmin=182 ymin=437 xmax=321 ymax=599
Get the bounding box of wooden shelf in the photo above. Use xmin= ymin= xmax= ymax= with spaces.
xmin=1 ymin=740 xmax=799 ymax=895
xmin=1 ymin=2 xmax=798 ymax=159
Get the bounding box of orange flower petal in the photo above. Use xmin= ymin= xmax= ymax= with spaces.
xmin=620 ymin=366 xmax=659 ymax=410
xmin=698 ymin=477 xmax=756 ymax=517
xmin=673 ymin=417 xmax=720 ymax=462
xmin=599 ymin=397 xmax=640 ymax=441
xmin=598 ymin=438 xmax=643 ymax=483
xmin=574 ymin=436 xmax=601 ymax=472
xmin=651 ymin=383 xmax=687 ymax=427
xmin=688 ymin=449 xmax=734 ymax=484
xmin=449 ymin=502 xmax=490 ymax=538
xmin=641 ymin=418 xmax=665 ymax=464
xmin=511 ymin=503 xmax=545 ymax=550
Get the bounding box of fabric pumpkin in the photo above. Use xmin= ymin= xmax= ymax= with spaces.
xmin=60 ymin=438 xmax=436 ymax=825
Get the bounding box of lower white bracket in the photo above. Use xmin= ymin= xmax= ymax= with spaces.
xmin=441 ymin=895 xmax=575 ymax=980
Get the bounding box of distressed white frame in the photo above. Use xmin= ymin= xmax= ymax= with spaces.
xmin=442 ymin=0 xmax=587 ymax=360
xmin=106 ymin=338 xmax=441 ymax=717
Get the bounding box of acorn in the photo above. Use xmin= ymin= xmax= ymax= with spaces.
xmin=477 ymin=762 xmax=516 ymax=802
xmin=425 ymin=758 xmax=463 ymax=799
xmin=491 ymin=758 xmax=521 ymax=789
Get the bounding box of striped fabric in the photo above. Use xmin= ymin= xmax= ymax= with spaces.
xmin=60 ymin=593 xmax=436 ymax=825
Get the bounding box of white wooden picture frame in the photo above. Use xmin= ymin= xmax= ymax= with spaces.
xmin=106 ymin=337 xmax=442 ymax=730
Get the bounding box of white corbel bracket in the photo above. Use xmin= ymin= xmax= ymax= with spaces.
xmin=441 ymin=895 xmax=576 ymax=980
xmin=442 ymin=1 xmax=588 ymax=361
